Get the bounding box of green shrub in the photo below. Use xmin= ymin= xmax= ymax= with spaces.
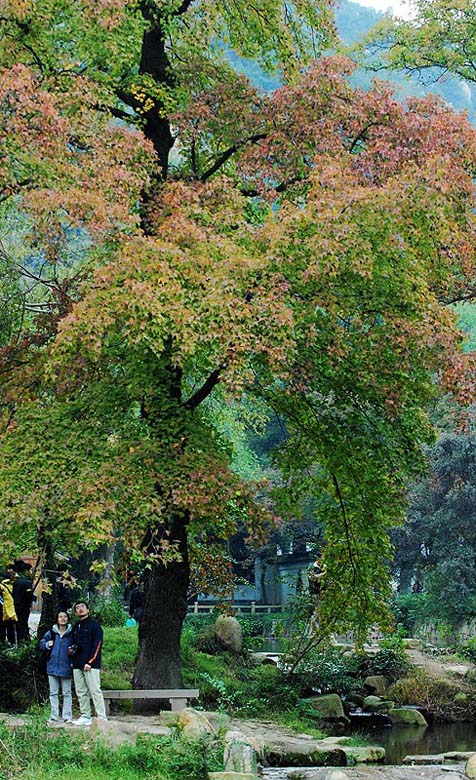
xmin=388 ymin=671 xmax=476 ymax=721
xmin=88 ymin=596 xmax=127 ymax=627
xmin=289 ymin=647 xmax=361 ymax=697
xmin=183 ymin=614 xmax=216 ymax=635
xmin=236 ymin=613 xmax=277 ymax=638
xmin=236 ymin=664 xmax=300 ymax=717
xmin=0 ymin=642 xmax=48 ymax=712
xmin=355 ymin=648 xmax=411 ymax=683
xmin=457 ymin=636 xmax=476 ymax=664
xmin=389 ymin=593 xmax=426 ymax=635
xmin=190 ymin=625 xmax=222 ymax=655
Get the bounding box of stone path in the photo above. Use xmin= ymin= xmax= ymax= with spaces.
xmin=262 ymin=768 xmax=466 ymax=779
xmin=405 ymin=648 xmax=474 ymax=682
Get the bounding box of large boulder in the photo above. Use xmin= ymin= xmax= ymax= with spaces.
xmin=214 ymin=616 xmax=243 ymax=654
xmin=364 ymin=675 xmax=388 ymax=696
xmin=223 ymin=731 xmax=258 ymax=776
xmin=362 ymin=695 xmax=394 ymax=713
xmin=388 ymin=707 xmax=428 ymax=726
xmin=303 ymin=693 xmax=347 ymax=721
xmin=341 ymin=745 xmax=385 ymax=764
xmin=264 ymin=739 xmax=346 ymax=767
xmin=466 ymin=753 xmax=476 ymax=778
xmin=447 ymin=665 xmax=469 ymax=678
xmin=175 ymin=709 xmax=214 ymax=739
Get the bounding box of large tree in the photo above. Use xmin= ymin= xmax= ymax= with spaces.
xmin=1 ymin=1 xmax=476 ymax=692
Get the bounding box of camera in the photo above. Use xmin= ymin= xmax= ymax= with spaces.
xmin=68 ymin=643 xmax=79 ymax=655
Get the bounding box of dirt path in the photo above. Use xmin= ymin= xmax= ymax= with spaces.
xmin=405 ymin=647 xmax=474 ymax=681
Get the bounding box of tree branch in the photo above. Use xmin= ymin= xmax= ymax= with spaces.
xmin=200 ymin=133 xmax=267 ymax=181
xmin=183 ymin=369 xmax=221 ymax=409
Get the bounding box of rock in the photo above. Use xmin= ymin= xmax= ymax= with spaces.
xmin=444 ymin=751 xmax=475 ymax=761
xmin=224 ymin=731 xmax=258 ymax=776
xmin=341 ymin=745 xmax=386 ymax=764
xmin=250 ymin=652 xmax=281 ymax=666
xmin=303 ymin=694 xmax=346 ymax=720
xmin=364 ymin=675 xmax=388 ymax=696
xmin=208 ymin=773 xmax=256 ymax=780
xmin=362 ymin=695 xmax=394 ymax=713
xmin=403 ymin=754 xmax=446 ymax=765
xmin=447 ymin=665 xmax=469 ymax=678
xmin=402 ymin=638 xmax=421 ymax=649
xmin=264 ymin=738 xmax=346 ymax=767
xmin=175 ymin=709 xmax=214 ymax=739
xmin=321 ymin=736 xmax=352 ymax=746
xmin=214 ymin=616 xmax=243 ymax=654
xmin=434 ymin=774 xmax=466 ymax=780
xmin=87 ymin=715 xmax=172 ymax=746
xmin=325 ymin=772 xmax=347 ymax=780
xmin=466 ymin=752 xmax=476 ymax=778
xmin=388 ymin=707 xmax=428 ymax=726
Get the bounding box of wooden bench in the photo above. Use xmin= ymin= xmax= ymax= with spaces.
xmin=102 ymin=688 xmax=199 ymax=715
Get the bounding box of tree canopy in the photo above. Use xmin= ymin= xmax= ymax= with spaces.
xmin=1 ymin=0 xmax=476 ymax=682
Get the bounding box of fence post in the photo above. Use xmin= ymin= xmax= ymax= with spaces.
xmin=251 ymin=601 xmax=256 ymax=614
xmin=193 ymin=601 xmax=198 ymax=614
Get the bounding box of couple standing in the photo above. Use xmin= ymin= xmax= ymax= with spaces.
xmin=40 ymin=600 xmax=107 ymax=726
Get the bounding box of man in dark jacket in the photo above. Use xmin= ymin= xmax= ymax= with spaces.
xmin=70 ymin=601 xmax=107 ymax=725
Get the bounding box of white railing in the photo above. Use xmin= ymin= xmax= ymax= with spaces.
xmin=187 ymin=601 xmax=285 ymax=615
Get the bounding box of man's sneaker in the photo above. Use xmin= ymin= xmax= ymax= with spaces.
xmin=46 ymin=719 xmax=59 ymax=726
xmin=72 ymin=716 xmax=92 ymax=726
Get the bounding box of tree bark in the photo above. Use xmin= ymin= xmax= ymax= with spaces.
xmin=37 ymin=532 xmax=59 ymax=640
xmin=132 ymin=513 xmax=189 ymax=710
xmin=138 ymin=15 xmax=174 ymax=178
xmin=97 ymin=542 xmax=116 ymax=601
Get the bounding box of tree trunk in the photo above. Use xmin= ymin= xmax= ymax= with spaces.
xmin=97 ymin=542 xmax=116 ymax=601
xmin=37 ymin=535 xmax=59 ymax=640
xmin=132 ymin=513 xmax=189 ymax=709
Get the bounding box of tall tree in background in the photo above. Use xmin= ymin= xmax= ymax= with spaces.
xmin=1 ymin=1 xmax=476 ymax=692
xmin=394 ymin=433 xmax=476 ymax=625
xmin=360 ymin=0 xmax=476 ymax=87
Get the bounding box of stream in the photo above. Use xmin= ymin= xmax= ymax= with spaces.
xmin=360 ymin=720 xmax=476 ymax=764
xmin=256 ymin=722 xmax=476 ymax=779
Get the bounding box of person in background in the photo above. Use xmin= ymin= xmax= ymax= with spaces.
xmin=12 ymin=560 xmax=35 ymax=642
xmin=40 ymin=610 xmax=73 ymax=724
xmin=0 ymin=566 xmax=17 ymax=645
xmin=70 ymin=601 xmax=107 ymax=726
xmin=128 ymin=580 xmax=143 ymax=623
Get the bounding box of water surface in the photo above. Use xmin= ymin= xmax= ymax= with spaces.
xmin=361 ymin=721 xmax=476 ymax=764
